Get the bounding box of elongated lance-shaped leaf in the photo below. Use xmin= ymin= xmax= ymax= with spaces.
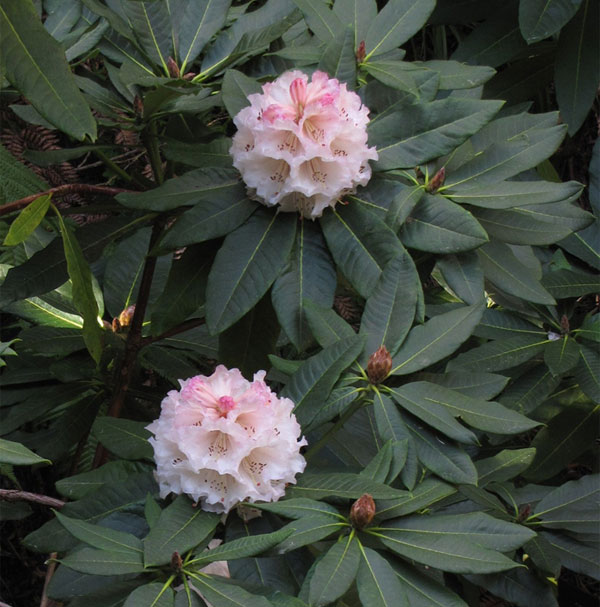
xmin=206 ymin=209 xmax=296 ymax=333
xmin=124 ymin=583 xmax=174 ymax=607
xmin=52 ymin=206 xmax=103 ymax=364
xmin=289 ymin=472 xmax=405 ymax=500
xmin=0 ymin=438 xmax=50 ymax=466
xmin=309 ymin=535 xmax=361 ymax=607
xmin=476 ymin=448 xmax=536 ymax=486
xmin=221 ymin=68 xmax=261 ymax=118
xmin=59 ymin=546 xmax=146 ymax=576
xmin=519 ymin=0 xmax=583 ymax=42
xmin=333 ymin=0 xmax=377 ymax=49
xmin=541 ymin=530 xmax=600 ymax=581
xmin=293 ymin=0 xmax=344 ymax=43
xmin=4 ymin=195 xmax=51 ymax=246
xmin=0 ymin=0 xmax=96 ymax=140
xmin=189 ymin=571 xmax=272 ymax=607
xmin=391 ymin=302 xmax=485 ymax=375
xmin=356 ymin=545 xmax=407 ymax=607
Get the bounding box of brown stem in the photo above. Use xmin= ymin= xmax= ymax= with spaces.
xmin=93 ymin=221 xmax=164 ymax=468
xmin=0 ymin=489 xmax=65 ymax=509
xmin=39 ymin=553 xmax=58 ymax=607
xmin=0 ymin=184 xmax=134 ymax=216
xmin=141 ymin=317 xmax=206 ymax=346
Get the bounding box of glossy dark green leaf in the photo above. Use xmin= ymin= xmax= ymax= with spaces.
xmin=276 ymin=516 xmax=346 ymax=553
xmin=116 ymin=168 xmax=241 ymax=211
xmin=560 ymin=220 xmax=600 ymax=270
xmin=283 ymin=334 xmax=364 ymax=429
xmin=541 ymin=268 xmax=600 ymax=298
xmin=189 ymin=572 xmax=272 ymax=607
xmin=574 ymin=344 xmax=600 ymax=402
xmin=319 ymin=24 xmax=356 ymax=87
xmin=385 ymin=183 xmax=424 ymax=231
xmin=474 ymin=308 xmax=546 ymax=341
xmin=419 ymin=60 xmax=496 ymax=89
xmin=219 ymin=292 xmax=280 ymax=379
xmin=541 ymin=530 xmax=600 ymax=580
xmin=290 ymin=472 xmax=404 ymax=500
xmin=356 ymin=546 xmax=406 ymax=607
xmin=321 ymin=203 xmax=403 ymax=298
xmin=401 ymin=194 xmax=488 ymax=253
xmin=364 ymin=61 xmax=419 ymax=96
xmin=555 ymin=0 xmax=600 ymax=134
xmin=221 ymin=68 xmax=261 ymax=118
xmin=391 ymin=302 xmax=485 ymax=375
xmin=144 ymin=496 xmax=219 ymax=567
xmin=478 ymin=242 xmax=555 ymax=305
xmin=544 ymin=336 xmax=580 ymax=376
xmin=436 ymin=252 xmax=484 ymax=305
xmin=360 ymin=251 xmax=418 ymax=361
xmin=272 ymin=220 xmax=336 ymax=351
xmin=364 ymin=0 xmax=435 ymax=59
xmin=293 ymin=0 xmax=343 ymax=43
xmin=0 ymin=0 xmax=96 ymax=140
xmin=206 ymin=210 xmax=296 ymax=333
xmin=333 ymin=0 xmax=377 ymax=49
xmin=500 ymin=365 xmax=561 ymax=415
xmin=303 ymin=300 xmax=355 ymax=348
xmin=60 ymin=546 xmax=145 ymax=576
xmin=174 ymin=0 xmax=232 ymax=73
xmin=163 ymin=138 xmax=233 ymax=169
xmin=524 ymin=534 xmax=561 ymax=576
xmin=476 ymin=448 xmax=536 ymax=486
xmin=524 ymin=404 xmax=600 ymax=481
xmin=519 ymin=0 xmax=582 ymax=42
xmin=309 ymin=536 xmax=360 ymax=607
xmin=4 ymin=194 xmax=50 ymax=246
xmin=370 ymin=99 xmax=503 ymax=170
xmin=92 ymin=417 xmax=153 ymax=461
xmin=124 ymin=583 xmax=174 ymax=607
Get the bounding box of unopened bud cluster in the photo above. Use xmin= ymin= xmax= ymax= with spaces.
xmin=367 ymin=346 xmax=392 ymax=384
xmin=350 ymin=493 xmax=376 ymax=529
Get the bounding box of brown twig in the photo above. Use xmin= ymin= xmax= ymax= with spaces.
xmin=141 ymin=317 xmax=206 ymax=347
xmin=92 ymin=221 xmax=164 ymax=468
xmin=0 ymin=489 xmax=65 ymax=509
xmin=39 ymin=552 xmax=58 ymax=607
xmin=0 ymin=184 xmax=134 ymax=216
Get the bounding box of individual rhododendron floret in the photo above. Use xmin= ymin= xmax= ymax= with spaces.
xmin=230 ymin=70 xmax=378 ymax=218
xmin=147 ymin=366 xmax=307 ymax=513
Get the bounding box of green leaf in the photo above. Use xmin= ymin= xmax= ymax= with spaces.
xmin=356 ymin=545 xmax=407 ymax=607
xmin=418 ymin=60 xmax=496 ymax=89
xmin=401 ymin=194 xmax=488 ymax=254
xmin=499 ymin=364 xmax=561 ymax=415
xmin=124 ymin=583 xmax=174 ymax=607
xmin=391 ymin=302 xmax=485 ymax=375
xmin=541 ymin=268 xmax=600 ymax=298
xmin=219 ymin=292 xmax=280 ymax=379
xmin=364 ymin=61 xmax=419 ymax=96
xmin=151 ymin=245 xmax=210 ymax=337
xmin=525 ymin=404 xmax=600 ymax=481
xmin=175 ymin=0 xmax=232 ymax=73
xmin=253 ymin=498 xmax=341 ymax=520
xmin=318 ymin=24 xmax=357 ymax=87
xmin=0 ymin=143 xmax=47 ymax=203
xmin=289 ymin=472 xmax=404 ymax=500
xmin=560 ymin=220 xmax=600 ymax=270
xmin=221 ymin=68 xmax=261 ymax=118
xmin=364 ymin=0 xmax=435 ymax=59
xmin=390 ymin=385 xmax=479 ymax=444
xmin=370 ymin=99 xmax=503 ymax=171
xmin=283 ymin=334 xmax=364 ymax=429
xmin=544 ymin=336 xmax=580 ymax=376
xmin=360 ymin=441 xmax=395 ymax=484
xmin=385 ymin=183 xmax=424 ymax=231
xmin=417 ymin=371 xmax=508 ymax=400
xmin=333 ymin=0 xmax=377 ymax=49
xmin=293 ymin=0 xmax=343 ymax=43
xmin=519 ymin=0 xmax=582 ymax=42
xmin=206 ymin=210 xmax=296 ymax=333
xmin=448 ymin=335 xmax=548 ymax=373
xmin=524 ymin=534 xmax=561 ymax=576
xmin=532 ymin=474 xmax=600 ymax=534
xmin=52 ymin=208 xmax=103 ymax=363
xmin=408 ymin=420 xmax=478 ymax=485
xmin=477 ymin=242 xmax=555 ymax=305
xmin=0 ymin=0 xmax=96 ymax=140
xmin=574 ymin=344 xmax=600 ymax=402
xmin=555 ymin=0 xmax=600 ymax=134
xmin=377 ymin=512 xmax=532 ymax=573
xmin=476 ymin=448 xmax=537 ymax=486
xmin=164 ymin=138 xmax=233 ymax=169
xmin=320 ymin=203 xmax=404 ymax=298
xmin=60 ymin=547 xmax=145 ymax=575
xmin=272 ymin=220 xmax=336 ymax=351
xmin=360 ymin=251 xmax=418 ymax=361
xmin=309 ymin=535 xmax=360 ymax=607
xmin=474 ymin=308 xmax=546 ymax=341
xmin=160 ymin=192 xmax=255 ymax=251
xmin=303 ymin=300 xmax=355 ymax=348
xmin=541 ymin=530 xmax=600 ymax=581
xmin=375 ymin=478 xmax=456 ymax=521
xmin=116 ymin=168 xmax=241 ymax=212
xmin=447 ymin=179 xmax=583 ymax=209
xmin=3 ymin=194 xmax=51 ymax=246
xmin=395 ymin=381 xmax=539 ymax=435
xmin=276 ymin=516 xmax=346 ymax=553
xmin=0 ymin=438 xmax=50 ymax=466
xmin=391 ymin=559 xmax=468 ymax=607
xmin=436 ymin=251 xmax=484 ymax=305
xmin=54 ymin=511 xmax=143 ymax=554
xmin=143 ymin=495 xmax=219 ymax=567
xmin=189 ymin=528 xmax=294 ymax=567
xmin=189 ymin=574 xmax=272 ymax=607
xmin=91 ymin=417 xmax=153 ymax=461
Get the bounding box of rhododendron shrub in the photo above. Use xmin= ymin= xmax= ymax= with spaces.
xmin=230 ymin=70 xmax=378 ymax=218
xmin=1 ymin=1 xmax=598 ymax=606
xmin=147 ymin=366 xmax=306 ymax=513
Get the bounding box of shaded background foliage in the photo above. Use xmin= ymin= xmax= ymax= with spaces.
xmin=0 ymin=0 xmax=598 ymax=606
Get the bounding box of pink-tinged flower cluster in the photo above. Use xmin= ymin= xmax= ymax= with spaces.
xmin=230 ymin=70 xmax=378 ymax=218
xmin=147 ymin=366 xmax=306 ymax=513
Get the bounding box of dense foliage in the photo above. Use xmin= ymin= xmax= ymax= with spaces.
xmin=0 ymin=1 xmax=598 ymax=606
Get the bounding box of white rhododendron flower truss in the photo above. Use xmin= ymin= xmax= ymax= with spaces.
xmin=230 ymin=70 xmax=378 ymax=218
xmin=147 ymin=366 xmax=307 ymax=513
